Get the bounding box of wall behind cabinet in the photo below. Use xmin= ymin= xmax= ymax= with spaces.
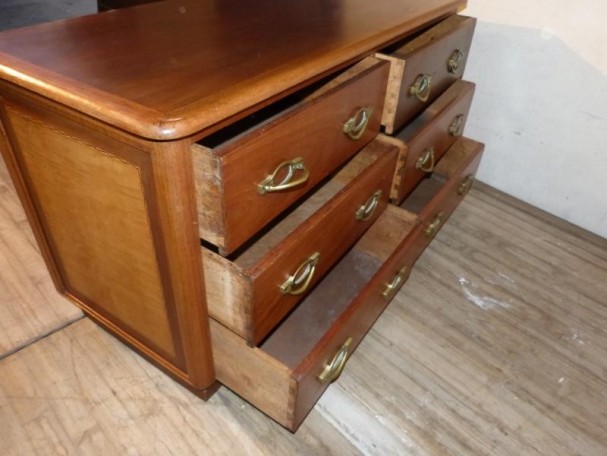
xmin=464 ymin=0 xmax=607 ymax=238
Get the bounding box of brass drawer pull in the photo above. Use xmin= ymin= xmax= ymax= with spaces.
xmin=343 ymin=107 xmax=373 ymax=140
xmin=318 ymin=337 xmax=353 ymax=384
xmin=409 ymin=74 xmax=432 ymax=102
xmin=382 ymin=266 xmax=408 ymax=299
xmin=425 ymin=211 xmax=444 ymax=238
xmin=447 ymin=49 xmax=465 ymax=74
xmin=355 ymin=189 xmax=382 ymax=221
xmin=415 ymin=147 xmax=435 ymax=173
xmin=458 ymin=174 xmax=475 ymax=196
xmin=280 ymin=252 xmax=320 ymax=295
xmin=449 ymin=114 xmax=464 ymax=136
xmin=257 ymin=157 xmax=309 ymax=195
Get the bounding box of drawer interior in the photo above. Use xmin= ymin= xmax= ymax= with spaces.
xmin=260 ymin=205 xmax=417 ymax=366
xmin=211 ymin=204 xmax=418 ymax=430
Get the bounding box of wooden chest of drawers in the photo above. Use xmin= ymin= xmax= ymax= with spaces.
xmin=0 ymin=0 xmax=483 ymax=431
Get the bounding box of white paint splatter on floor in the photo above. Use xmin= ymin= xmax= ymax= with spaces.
xmin=458 ymin=277 xmax=511 ymax=310
xmin=569 ymin=328 xmax=586 ymax=345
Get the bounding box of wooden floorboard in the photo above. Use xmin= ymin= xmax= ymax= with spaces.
xmin=0 ymin=174 xmax=606 ymax=454
xmin=0 ymin=158 xmax=83 ymax=358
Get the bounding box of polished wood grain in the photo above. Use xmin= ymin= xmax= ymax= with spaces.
xmin=4 ymin=106 xmax=179 ymax=359
xmin=0 ymin=0 xmax=465 ymax=139
xmin=203 ymin=141 xmax=398 ymax=344
xmin=384 ymin=79 xmax=476 ymax=203
xmin=378 ymin=15 xmax=476 ymax=133
xmin=0 ymin=88 xmax=216 ymax=393
xmin=192 ymin=59 xmax=389 ymax=253
xmin=403 ymin=137 xmax=483 ymax=229
xmin=148 ymin=139 xmax=216 ymax=391
xmin=2 ymin=181 xmax=606 ymax=453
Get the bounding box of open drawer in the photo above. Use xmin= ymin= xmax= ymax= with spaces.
xmin=377 ymin=15 xmax=476 ymax=134
xmin=211 ymin=137 xmax=484 ymax=431
xmin=382 ymin=79 xmax=475 ymax=204
xmin=192 ymin=58 xmax=389 ymax=255
xmin=202 ymin=140 xmax=397 ymax=345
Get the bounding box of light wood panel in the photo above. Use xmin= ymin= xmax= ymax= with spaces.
xmin=1 ymin=182 xmax=606 ymax=453
xmin=5 ymin=106 xmax=177 ymax=361
xmin=0 ymin=155 xmax=82 ymax=358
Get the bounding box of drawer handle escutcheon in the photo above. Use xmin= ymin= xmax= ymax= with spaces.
xmin=318 ymin=337 xmax=353 ymax=384
xmin=355 ymin=190 xmax=383 ymax=221
xmin=343 ymin=107 xmax=373 ymax=140
xmin=449 ymin=114 xmax=465 ymax=136
xmin=425 ymin=212 xmax=444 ymax=238
xmin=415 ymin=147 xmax=435 ymax=173
xmin=257 ymin=157 xmax=310 ymax=195
xmin=280 ymin=252 xmax=320 ymax=295
xmin=382 ymin=266 xmax=408 ymax=299
xmin=458 ymin=174 xmax=475 ymax=196
xmin=448 ymin=49 xmax=465 ymax=74
xmin=409 ymin=74 xmax=432 ymax=102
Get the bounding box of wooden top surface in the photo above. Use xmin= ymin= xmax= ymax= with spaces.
xmin=0 ymin=0 xmax=464 ymax=140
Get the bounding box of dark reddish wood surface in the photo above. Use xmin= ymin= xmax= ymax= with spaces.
xmin=248 ymin=141 xmax=397 ymax=345
xmin=395 ymin=79 xmax=475 ymax=202
xmin=215 ymin=60 xmax=388 ymax=254
xmin=387 ymin=14 xmax=476 ymax=133
xmin=0 ymin=0 xmax=465 ymax=140
xmin=98 ymin=0 xmax=162 ymax=12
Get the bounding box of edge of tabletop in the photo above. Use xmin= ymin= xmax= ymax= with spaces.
xmin=0 ymin=1 xmax=466 ymax=142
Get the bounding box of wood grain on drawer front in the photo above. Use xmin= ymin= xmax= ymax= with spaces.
xmin=401 ymin=137 xmax=484 ymax=235
xmin=211 ymin=209 xmax=420 ymax=431
xmin=203 ymin=141 xmax=398 ymax=345
xmin=378 ymin=15 xmax=476 ymax=134
xmin=192 ymin=59 xmax=389 ymax=255
xmin=382 ymin=80 xmax=475 ymax=204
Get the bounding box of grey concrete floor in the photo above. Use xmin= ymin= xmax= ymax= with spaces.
xmin=0 ymin=0 xmax=96 ymax=31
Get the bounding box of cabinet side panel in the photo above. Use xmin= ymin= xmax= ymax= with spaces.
xmin=3 ymin=106 xmax=177 ymax=362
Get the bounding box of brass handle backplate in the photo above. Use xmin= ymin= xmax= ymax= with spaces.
xmin=280 ymin=252 xmax=320 ymax=295
xmin=448 ymin=49 xmax=465 ymax=74
xmin=425 ymin=212 xmax=444 ymax=238
xmin=355 ymin=190 xmax=382 ymax=221
xmin=382 ymin=266 xmax=408 ymax=299
xmin=409 ymin=74 xmax=432 ymax=102
xmin=415 ymin=147 xmax=435 ymax=173
xmin=458 ymin=174 xmax=475 ymax=196
xmin=318 ymin=337 xmax=353 ymax=384
xmin=343 ymin=107 xmax=373 ymax=140
xmin=449 ymin=114 xmax=464 ymax=136
xmin=257 ymin=157 xmax=309 ymax=195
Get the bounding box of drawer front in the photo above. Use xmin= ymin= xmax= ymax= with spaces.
xmin=379 ymin=15 xmax=476 ymax=134
xmin=196 ymin=59 xmax=389 ymax=254
xmin=417 ymin=138 xmax=483 ymax=229
xmin=393 ymin=80 xmax=475 ymax=203
xmin=248 ymin=143 xmax=397 ymax=343
xmin=203 ymin=141 xmax=399 ymax=345
xmin=298 ymin=140 xmax=484 ymax=419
